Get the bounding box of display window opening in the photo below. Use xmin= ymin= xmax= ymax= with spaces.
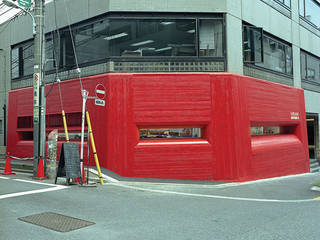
xmin=139 ymin=127 xmax=203 ymax=140
xmin=250 ymin=125 xmax=295 ymax=136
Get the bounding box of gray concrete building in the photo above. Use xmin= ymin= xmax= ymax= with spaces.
xmin=0 ymin=0 xmax=319 ymax=161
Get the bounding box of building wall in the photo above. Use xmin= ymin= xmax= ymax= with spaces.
xmin=0 ymin=0 xmax=319 ymax=149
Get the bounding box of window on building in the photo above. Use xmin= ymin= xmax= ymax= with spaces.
xmin=301 ymin=51 xmax=320 ymax=83
xmin=139 ymin=127 xmax=202 ymax=139
xmin=274 ymin=0 xmax=291 ymax=8
xmin=243 ymin=26 xmax=263 ymax=63
xmin=199 ymin=19 xmax=224 ymax=57
xmin=22 ymin=43 xmax=34 ymax=77
xmin=243 ymin=25 xmax=292 ymax=75
xmin=250 ymin=126 xmax=293 ymax=136
xmin=299 ymin=0 xmax=320 ymax=28
xmin=11 ymin=34 xmax=58 ymax=79
xmin=11 ymin=14 xmax=226 ymax=79
xmin=11 ymin=47 xmax=19 ymax=79
xmin=45 ymin=35 xmax=55 ymax=71
xmin=107 ymin=19 xmax=197 ymax=57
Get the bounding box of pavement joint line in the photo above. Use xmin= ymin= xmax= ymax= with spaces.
xmin=109 ymin=183 xmax=316 ymax=203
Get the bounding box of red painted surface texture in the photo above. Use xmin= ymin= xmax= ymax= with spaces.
xmin=7 ymin=73 xmax=309 ymax=181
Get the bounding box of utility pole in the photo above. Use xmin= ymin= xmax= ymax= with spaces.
xmin=33 ymin=0 xmax=46 ymax=178
xmin=3 ymin=0 xmax=44 ymax=177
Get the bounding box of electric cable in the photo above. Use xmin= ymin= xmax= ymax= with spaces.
xmin=62 ymin=0 xmax=83 ymax=91
xmin=53 ymin=0 xmax=64 ymax=110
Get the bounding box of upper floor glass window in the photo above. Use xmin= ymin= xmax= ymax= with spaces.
xmin=73 ymin=18 xmax=223 ymax=63
xmin=299 ymin=0 xmax=320 ymax=28
xmin=243 ymin=25 xmax=292 ymax=75
xmin=301 ymin=51 xmax=320 ymax=83
xmin=274 ymin=0 xmax=291 ymax=8
xmin=11 ymin=14 xmax=226 ymax=79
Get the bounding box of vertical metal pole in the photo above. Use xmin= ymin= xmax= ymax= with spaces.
xmin=80 ymin=89 xmax=88 ymax=180
xmin=33 ymin=0 xmax=45 ymax=178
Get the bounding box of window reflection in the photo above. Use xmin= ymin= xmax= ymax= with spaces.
xmin=274 ymin=0 xmax=291 ymax=8
xmin=22 ymin=43 xmax=34 ymax=76
xmin=199 ymin=19 xmax=223 ymax=57
xmin=243 ymin=25 xmax=292 ymax=75
xmin=301 ymin=51 xmax=320 ymax=83
xmin=107 ymin=19 xmax=196 ymax=57
xmin=11 ymin=48 xmax=19 ymax=79
xmin=299 ymin=0 xmax=320 ymax=28
xmin=251 ymin=126 xmax=290 ymax=136
xmin=257 ymin=37 xmax=286 ymax=73
xmin=11 ymin=15 xmax=226 ymax=79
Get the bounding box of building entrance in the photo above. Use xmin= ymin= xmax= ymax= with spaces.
xmin=306 ymin=114 xmax=318 ymax=159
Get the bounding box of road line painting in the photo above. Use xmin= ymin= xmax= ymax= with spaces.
xmin=0 ymin=177 xmax=69 ymax=200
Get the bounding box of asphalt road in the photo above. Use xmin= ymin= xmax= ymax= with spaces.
xmin=1 ymin=172 xmax=320 ymax=240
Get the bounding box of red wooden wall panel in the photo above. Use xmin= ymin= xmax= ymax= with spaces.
xmin=7 ymin=73 xmax=309 ymax=181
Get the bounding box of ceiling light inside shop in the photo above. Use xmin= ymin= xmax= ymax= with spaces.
xmin=155 ymin=47 xmax=172 ymax=52
xmin=160 ymin=21 xmax=175 ymax=25
xmin=187 ymin=29 xmax=195 ymax=33
xmin=104 ymin=32 xmax=128 ymax=40
xmin=131 ymin=40 xmax=154 ymax=46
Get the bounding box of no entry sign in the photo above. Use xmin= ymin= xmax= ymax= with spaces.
xmin=95 ymin=84 xmax=106 ymax=100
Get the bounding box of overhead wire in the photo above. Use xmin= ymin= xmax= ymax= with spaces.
xmin=53 ymin=0 xmax=64 ymax=110
xmin=62 ymin=0 xmax=83 ymax=91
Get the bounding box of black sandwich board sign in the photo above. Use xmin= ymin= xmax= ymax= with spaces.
xmin=55 ymin=142 xmax=81 ymax=185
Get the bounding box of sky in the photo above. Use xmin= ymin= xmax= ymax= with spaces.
xmin=0 ymin=0 xmax=53 ymax=25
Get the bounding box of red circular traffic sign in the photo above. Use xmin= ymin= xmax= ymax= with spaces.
xmin=95 ymin=84 xmax=106 ymax=100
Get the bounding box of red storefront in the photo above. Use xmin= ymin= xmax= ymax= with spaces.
xmin=7 ymin=73 xmax=309 ymax=181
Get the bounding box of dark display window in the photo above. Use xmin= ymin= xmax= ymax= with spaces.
xmin=140 ymin=128 xmax=202 ymax=139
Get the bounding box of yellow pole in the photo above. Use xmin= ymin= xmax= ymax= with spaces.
xmin=86 ymin=111 xmax=104 ymax=185
xmin=61 ymin=110 xmax=69 ymax=142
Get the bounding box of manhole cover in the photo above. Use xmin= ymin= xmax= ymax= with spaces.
xmin=18 ymin=212 xmax=95 ymax=232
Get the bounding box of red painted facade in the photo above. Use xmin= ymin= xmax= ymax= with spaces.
xmin=7 ymin=73 xmax=309 ymax=181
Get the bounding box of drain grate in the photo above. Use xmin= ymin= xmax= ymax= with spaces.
xmin=18 ymin=212 xmax=95 ymax=232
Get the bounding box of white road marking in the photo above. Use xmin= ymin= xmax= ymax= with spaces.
xmin=0 ymin=177 xmax=69 ymax=200
xmin=0 ymin=186 xmax=68 ymax=200
xmin=13 ymin=179 xmax=58 ymax=187
xmin=89 ymin=168 xmax=119 ymax=183
xmin=110 ymin=182 xmax=315 ymax=203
